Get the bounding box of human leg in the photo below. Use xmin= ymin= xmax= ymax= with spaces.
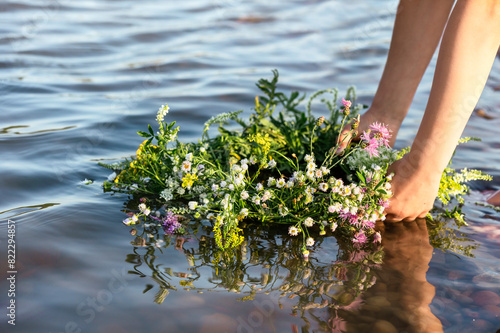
xmin=336 ymin=0 xmax=455 ymax=151
xmin=386 ymin=0 xmax=500 ymax=221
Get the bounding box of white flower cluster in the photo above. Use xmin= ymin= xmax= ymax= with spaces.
xmin=159 ymin=150 xmax=213 ymax=213
xmin=156 ymin=104 xmax=169 ymax=123
xmin=346 ymin=146 xmax=397 ymax=171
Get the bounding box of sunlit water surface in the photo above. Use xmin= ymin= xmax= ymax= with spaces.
xmin=1 ymin=0 xmax=499 ymax=332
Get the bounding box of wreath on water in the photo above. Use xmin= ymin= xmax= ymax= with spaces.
xmin=100 ymin=70 xmax=490 ymax=257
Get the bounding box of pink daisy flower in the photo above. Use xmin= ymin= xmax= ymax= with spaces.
xmin=369 ymin=122 xmax=392 ymax=147
xmin=341 ymin=98 xmax=352 ymax=109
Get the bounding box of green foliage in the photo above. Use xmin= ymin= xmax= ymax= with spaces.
xmin=437 ymin=167 xmax=492 ymax=205
xmin=103 ymin=70 xmax=489 ymax=253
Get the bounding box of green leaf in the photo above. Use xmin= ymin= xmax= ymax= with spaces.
xmin=137 ymin=131 xmax=151 ymax=138
xmin=148 ymin=124 xmax=154 ymax=135
xmin=356 ymin=171 xmax=366 ymax=184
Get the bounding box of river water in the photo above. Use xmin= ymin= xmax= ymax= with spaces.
xmin=1 ymin=0 xmax=499 ymax=332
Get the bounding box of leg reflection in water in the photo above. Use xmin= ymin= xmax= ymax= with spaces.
xmin=337 ymin=219 xmax=443 ymax=333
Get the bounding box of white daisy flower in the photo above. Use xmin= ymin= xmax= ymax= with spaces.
xmin=304 ymin=217 xmax=315 ymax=227
xmin=305 ymin=186 xmax=315 ymax=195
xmin=318 ymin=183 xmax=328 ymax=192
xmin=304 ymin=154 xmax=314 ymax=162
xmin=306 ymin=161 xmax=316 ymax=171
xmin=315 ymin=169 xmax=323 ymax=178
xmin=185 ymin=153 xmax=193 ymax=161
xmin=279 ymin=206 xmax=289 ymax=217
xmin=306 ymin=237 xmax=315 ymax=247
xmin=241 ymin=190 xmax=249 ymax=200
xmin=181 ymin=161 xmax=191 ymax=172
xmin=331 ymin=222 xmax=338 ymax=232
xmin=220 ymin=180 xmax=227 ymax=188
xmin=267 ymin=159 xmax=277 ymax=168
xmin=342 ymin=186 xmax=351 ymax=196
xmin=288 ymin=226 xmax=299 ymax=236
xmin=276 ymin=178 xmax=286 ymax=188
xmin=233 ymin=178 xmax=243 ymax=188
xmin=188 ymin=201 xmax=198 ymax=210
xmin=256 ymin=183 xmax=263 ymax=191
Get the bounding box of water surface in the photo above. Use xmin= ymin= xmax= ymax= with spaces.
xmin=1 ymin=0 xmax=499 ymax=332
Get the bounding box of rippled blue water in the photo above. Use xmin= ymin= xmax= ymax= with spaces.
xmin=1 ymin=0 xmax=499 ymax=332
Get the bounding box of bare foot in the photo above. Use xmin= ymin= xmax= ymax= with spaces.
xmin=384 ymin=154 xmax=442 ymax=222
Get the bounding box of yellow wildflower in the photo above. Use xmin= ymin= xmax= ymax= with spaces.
xmin=181 ymin=173 xmax=198 ymax=188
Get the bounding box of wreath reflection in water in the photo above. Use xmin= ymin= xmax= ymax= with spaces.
xmin=125 ymin=206 xmax=383 ymax=311
xmin=123 ymin=201 xmax=476 ymax=328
